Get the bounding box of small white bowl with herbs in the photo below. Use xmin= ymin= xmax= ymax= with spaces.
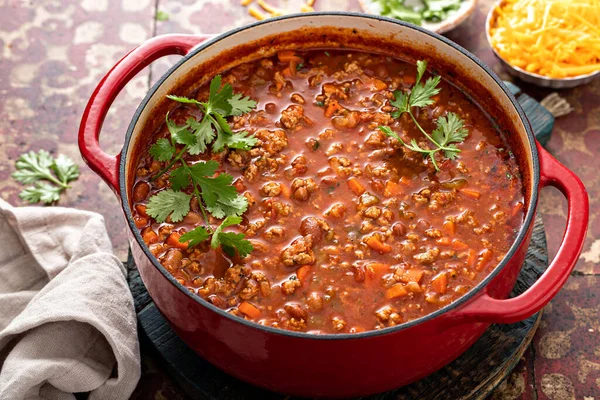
xmin=360 ymin=0 xmax=477 ymax=33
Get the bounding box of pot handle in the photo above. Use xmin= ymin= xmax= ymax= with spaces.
xmin=453 ymin=142 xmax=589 ymax=324
xmin=78 ymin=34 xmax=212 ymax=194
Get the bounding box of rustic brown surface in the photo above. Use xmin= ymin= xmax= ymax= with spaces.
xmin=1 ymin=0 xmax=598 ymax=398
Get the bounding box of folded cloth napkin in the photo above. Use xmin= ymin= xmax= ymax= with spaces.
xmin=0 ymin=199 xmax=140 ymax=399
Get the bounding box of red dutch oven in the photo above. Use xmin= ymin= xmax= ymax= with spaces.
xmin=78 ymin=13 xmax=589 ymax=398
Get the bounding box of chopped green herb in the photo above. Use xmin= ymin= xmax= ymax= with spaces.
xmin=506 ymin=172 xmax=513 ymax=180
xmin=324 ymin=51 xmax=330 ymax=57
xmin=13 ymin=150 xmax=79 ymax=204
xmin=312 ymin=140 xmax=320 ymax=151
xmin=296 ymin=63 xmax=304 ymax=71
xmin=156 ymin=10 xmax=169 ymax=21
xmin=376 ymin=0 xmax=463 ymax=25
xmin=315 ymin=101 xmax=325 ymax=107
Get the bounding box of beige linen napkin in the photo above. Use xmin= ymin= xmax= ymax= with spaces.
xmin=0 ymin=199 xmax=140 ymax=399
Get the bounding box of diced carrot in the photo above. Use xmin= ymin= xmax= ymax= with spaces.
xmin=134 ymin=215 xmax=149 ymax=228
xmin=370 ymin=78 xmax=388 ymax=91
xmin=142 ymin=228 xmax=158 ymax=245
xmin=399 ymin=176 xmax=411 ymax=185
xmin=452 ymin=239 xmax=469 ymax=250
xmin=364 ymin=262 xmax=391 ymax=285
xmin=135 ymin=204 xmax=148 ymax=217
xmin=459 ymin=188 xmax=482 ymax=199
xmin=512 ymin=201 xmax=524 ymax=217
xmin=280 ymin=184 xmax=291 ymax=199
xmin=282 ymin=66 xmax=295 ymax=77
xmin=239 ymin=301 xmax=261 ymax=319
xmin=386 ymin=284 xmax=408 ymax=299
xmin=348 ymin=177 xmax=366 ymax=196
xmin=401 ymin=269 xmax=424 ymax=283
xmin=365 ymin=236 xmax=392 ymax=253
xmin=467 ymin=249 xmax=477 ymax=268
xmin=325 ymin=100 xmax=343 ymax=118
xmin=296 ymin=265 xmax=311 ymax=282
xmin=436 ymin=237 xmax=452 ymax=246
xmin=443 ymin=220 xmax=456 ymax=236
xmin=384 ymin=180 xmax=405 ymax=197
xmin=277 ymin=50 xmax=302 ymax=63
xmin=476 ymin=249 xmax=493 ymax=271
xmin=167 ymin=232 xmax=188 ymax=250
xmin=431 ymin=272 xmax=448 ymax=294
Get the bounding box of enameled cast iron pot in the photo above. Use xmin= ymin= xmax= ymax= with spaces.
xmin=79 ymin=13 xmax=589 ymax=398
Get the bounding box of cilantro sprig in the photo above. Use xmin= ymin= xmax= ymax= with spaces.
xmin=378 ymin=60 xmax=468 ymax=171
xmin=12 ymin=150 xmax=79 ymax=204
xmin=144 ymin=76 xmax=257 ymax=257
xmin=150 ymin=75 xmax=258 ymax=180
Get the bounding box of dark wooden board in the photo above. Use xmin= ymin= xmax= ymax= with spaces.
xmin=126 ymin=215 xmax=547 ymax=400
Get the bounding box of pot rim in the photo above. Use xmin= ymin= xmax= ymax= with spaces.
xmin=120 ymin=11 xmax=539 ymax=341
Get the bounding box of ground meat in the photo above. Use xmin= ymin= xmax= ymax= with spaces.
xmin=363 ymin=206 xmax=382 ymax=219
xmin=239 ymin=280 xmax=259 ymax=300
xmin=375 ymin=306 xmax=403 ymax=326
xmin=413 ymin=248 xmax=441 ymax=264
xmin=255 ymin=129 xmax=288 ymax=154
xmin=260 ymin=182 xmax=282 ymax=197
xmin=325 ymin=203 xmax=347 ymax=218
xmin=306 ymin=292 xmax=324 ymax=311
xmin=227 ymin=150 xmax=250 ymax=170
xmin=291 ymin=178 xmax=318 ymax=201
xmin=299 ymin=217 xmax=333 ymax=243
xmin=264 ymin=226 xmax=286 ymax=242
xmin=365 ymin=130 xmax=386 ymax=149
xmin=243 ymin=219 xmax=265 ymax=237
xmin=280 ymin=105 xmax=305 ymax=130
xmin=281 ymin=277 xmax=302 ymax=295
xmin=331 ymin=316 xmax=347 ymax=331
xmin=424 ymin=228 xmax=442 ymax=238
xmin=224 ymin=264 xmax=249 ymax=286
xmin=429 ymin=191 xmax=456 ymax=211
xmin=281 ymin=235 xmax=315 ymax=267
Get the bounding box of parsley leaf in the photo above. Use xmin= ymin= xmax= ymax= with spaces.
xmin=179 ymin=226 xmax=210 ymax=248
xmin=13 ymin=150 xmax=79 ymax=204
xmin=149 ymin=138 xmax=176 ymax=162
xmin=145 ymin=189 xmax=191 ymax=223
xmin=210 ymin=216 xmax=253 ymax=258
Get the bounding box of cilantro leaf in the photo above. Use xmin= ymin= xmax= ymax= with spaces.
xmin=378 ymin=60 xmax=468 ymax=171
xmin=416 ymin=60 xmax=428 ymax=85
xmin=145 ymin=189 xmax=191 ymax=223
xmin=218 ymin=232 xmax=254 ymax=258
xmin=409 ymin=75 xmax=441 ymax=108
xmin=187 ymin=118 xmax=215 ymax=155
xmin=187 ymin=160 xmax=219 ymax=179
xmin=52 ymin=154 xmax=79 ymax=185
xmin=149 ymin=138 xmax=176 ymax=162
xmin=13 ymin=150 xmax=56 ymax=184
xmin=211 ymin=113 xmax=232 ymax=135
xmin=207 ymin=75 xmax=233 ymax=116
xmin=212 ymin=130 xmax=257 ymax=153
xmin=432 ymin=112 xmax=469 ymax=159
xmin=210 ymin=216 xmax=253 ymax=258
xmin=390 ymin=90 xmax=409 ymax=117
xmin=378 ymin=0 xmax=423 ymax=25
xmin=169 ymin=166 xmax=190 ymax=191
xmin=19 ymin=182 xmax=63 ymax=204
xmin=13 ymin=150 xmax=79 ymax=204
xmin=165 ymin=95 xmax=202 ymax=106
xmin=228 ymin=93 xmax=258 ymax=116
xmin=179 ymin=226 xmax=210 ymax=248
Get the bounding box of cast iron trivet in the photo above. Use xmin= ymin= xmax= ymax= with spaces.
xmin=126 ymin=216 xmax=547 ymax=400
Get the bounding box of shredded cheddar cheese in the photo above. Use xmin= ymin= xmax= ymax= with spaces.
xmin=489 ymin=0 xmax=600 ymax=78
xmin=243 ymin=0 xmax=317 ymax=20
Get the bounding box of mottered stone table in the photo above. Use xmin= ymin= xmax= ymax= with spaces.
xmin=1 ymin=0 xmax=599 ymax=398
